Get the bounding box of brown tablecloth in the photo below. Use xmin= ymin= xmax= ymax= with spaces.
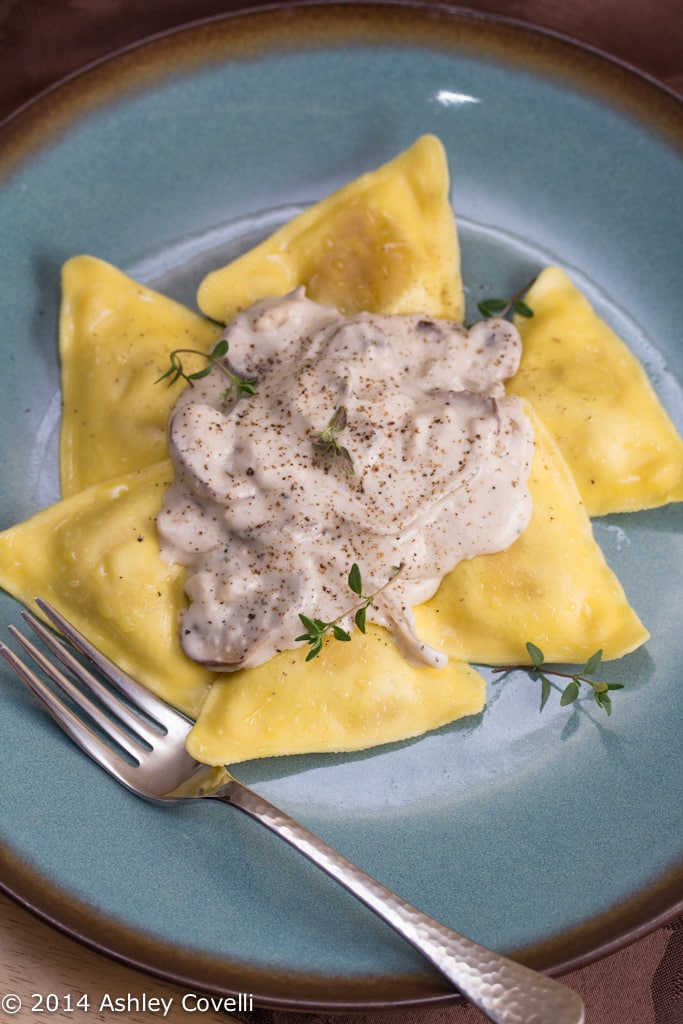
xmin=0 ymin=3 xmax=681 ymax=1022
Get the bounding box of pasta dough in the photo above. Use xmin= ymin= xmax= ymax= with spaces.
xmin=0 ymin=135 xmax=676 ymax=764
xmin=510 ymin=266 xmax=683 ymax=515
xmin=415 ymin=408 xmax=649 ymax=665
xmin=0 ymin=415 xmax=647 ymax=763
xmin=0 ymin=462 xmax=214 ymax=718
xmin=197 ymin=134 xmax=464 ymax=323
xmin=59 ymin=255 xmax=221 ymax=496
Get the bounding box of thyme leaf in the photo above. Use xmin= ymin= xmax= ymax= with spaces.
xmin=309 ymin=405 xmax=354 ymax=475
xmin=296 ymin=563 xmax=404 ymax=661
xmin=493 ymin=642 xmax=624 ymax=715
xmin=156 ymin=339 xmax=257 ymax=402
xmin=477 ymin=279 xmax=536 ymax=321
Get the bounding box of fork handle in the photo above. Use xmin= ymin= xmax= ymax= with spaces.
xmin=210 ymin=779 xmax=584 ymax=1024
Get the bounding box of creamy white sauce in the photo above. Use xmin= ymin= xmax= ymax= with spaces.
xmin=157 ymin=289 xmax=534 ymax=670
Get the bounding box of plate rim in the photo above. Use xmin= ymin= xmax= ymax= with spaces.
xmin=2 ymin=842 xmax=683 ymax=1009
xmin=1 ymin=0 xmax=682 ymax=1009
xmin=1 ymin=1 xmax=682 ymax=150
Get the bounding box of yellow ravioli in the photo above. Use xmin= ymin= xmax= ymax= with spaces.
xmin=186 ymin=629 xmax=486 ymax=765
xmin=2 ymin=143 xmax=661 ymax=765
xmin=414 ymin=408 xmax=650 ymax=665
xmin=0 ymin=460 xmax=484 ymax=763
xmin=197 ymin=134 xmax=463 ymax=323
xmin=509 ymin=266 xmax=683 ymax=515
xmin=0 ymin=461 xmax=215 ymax=719
xmin=59 ymin=255 xmax=221 ymax=496
xmin=59 ymin=136 xmax=461 ymax=497
xmin=0 ymin=411 xmax=647 ymax=765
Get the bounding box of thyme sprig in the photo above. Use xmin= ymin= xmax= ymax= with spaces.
xmin=296 ymin=562 xmax=404 ymax=661
xmin=477 ymin=279 xmax=535 ymax=321
xmin=494 ymin=642 xmax=624 ymax=715
xmin=309 ymin=405 xmax=354 ymax=475
xmin=156 ymin=338 xmax=257 ymax=402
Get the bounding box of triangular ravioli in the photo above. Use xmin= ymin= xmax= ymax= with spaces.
xmin=0 ymin=461 xmax=215 ymax=718
xmin=509 ymin=266 xmax=683 ymax=515
xmin=1 ymin=143 xmax=660 ymax=766
xmin=59 ymin=255 xmax=221 ymax=496
xmin=197 ymin=134 xmax=463 ymax=323
xmin=58 ymin=137 xmax=462 ymax=496
xmin=414 ymin=407 xmax=649 ymax=665
xmin=186 ymin=628 xmax=486 ymax=765
xmin=0 ymin=461 xmax=485 ymax=763
xmin=0 ymin=410 xmax=648 ymax=766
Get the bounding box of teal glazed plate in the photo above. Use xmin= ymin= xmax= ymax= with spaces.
xmin=1 ymin=2 xmax=682 ymax=1009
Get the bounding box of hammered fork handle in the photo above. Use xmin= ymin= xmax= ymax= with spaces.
xmin=211 ymin=778 xmax=584 ymax=1024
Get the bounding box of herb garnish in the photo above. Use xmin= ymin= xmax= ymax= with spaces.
xmin=477 ymin=279 xmax=535 ymax=321
xmin=309 ymin=405 xmax=354 ymax=475
xmin=494 ymin=642 xmax=624 ymax=715
xmin=296 ymin=562 xmax=404 ymax=661
xmin=478 ymin=282 xmax=626 ymax=714
xmin=156 ymin=339 xmax=257 ymax=402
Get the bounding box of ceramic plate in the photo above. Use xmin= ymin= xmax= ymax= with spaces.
xmin=1 ymin=2 xmax=682 ymax=1010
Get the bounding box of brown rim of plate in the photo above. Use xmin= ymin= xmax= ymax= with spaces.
xmin=2 ymin=843 xmax=682 ymax=1010
xmin=1 ymin=1 xmax=681 ymax=166
xmin=0 ymin=0 xmax=682 ymax=1010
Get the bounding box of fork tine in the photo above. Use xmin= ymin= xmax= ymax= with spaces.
xmin=16 ymin=615 xmax=161 ymax=750
xmin=0 ymin=637 xmax=139 ymax=787
xmin=35 ymin=598 xmax=191 ymax=741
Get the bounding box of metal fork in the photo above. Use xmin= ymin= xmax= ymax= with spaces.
xmin=0 ymin=599 xmax=584 ymax=1024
